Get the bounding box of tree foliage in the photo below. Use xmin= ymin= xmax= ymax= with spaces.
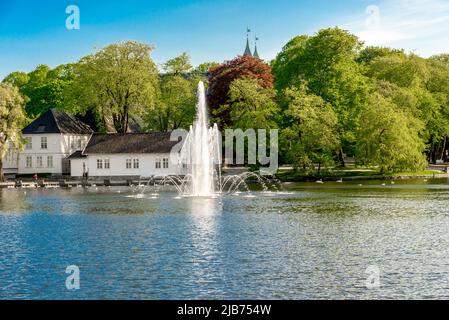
xmin=0 ymin=83 xmax=26 ymax=181
xmin=207 ymin=55 xmax=274 ymax=126
xmin=162 ymin=52 xmax=192 ymax=75
xmin=356 ymin=94 xmax=427 ymax=172
xmin=281 ymin=84 xmax=339 ymax=173
xmin=222 ymin=77 xmax=278 ymax=130
xmin=272 ymin=28 xmax=370 ymax=160
xmin=3 ymin=29 xmax=449 ymax=173
xmin=67 ymin=41 xmax=159 ymax=133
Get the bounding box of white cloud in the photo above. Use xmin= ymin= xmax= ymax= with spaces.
xmin=341 ymin=0 xmax=449 ymax=55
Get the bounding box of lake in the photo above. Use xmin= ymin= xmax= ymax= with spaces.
xmin=1 ymin=178 xmax=449 ymax=299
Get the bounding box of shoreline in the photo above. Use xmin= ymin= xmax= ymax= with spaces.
xmin=276 ymin=172 xmax=449 ymax=183
xmin=1 ymin=171 xmax=449 ymax=189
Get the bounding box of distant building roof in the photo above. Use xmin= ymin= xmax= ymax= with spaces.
xmin=83 ymin=133 xmax=181 ymax=154
xmin=253 ymin=45 xmax=260 ymax=59
xmin=243 ymin=37 xmax=253 ymax=57
xmin=22 ymin=109 xmax=94 ymax=135
xmin=67 ymin=150 xmax=87 ymax=160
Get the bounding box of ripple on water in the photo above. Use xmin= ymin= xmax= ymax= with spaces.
xmin=1 ymin=184 xmax=449 ymax=299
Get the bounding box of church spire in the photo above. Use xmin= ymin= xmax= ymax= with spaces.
xmin=253 ymin=34 xmax=260 ymax=59
xmin=243 ymin=27 xmax=253 ymax=57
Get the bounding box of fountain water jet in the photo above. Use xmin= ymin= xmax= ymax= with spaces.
xmin=182 ymin=82 xmax=221 ymax=197
xmin=132 ymin=82 xmax=279 ymax=197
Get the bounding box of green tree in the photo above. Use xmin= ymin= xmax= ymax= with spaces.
xmin=430 ymin=54 xmax=449 ymax=67
xmin=207 ymin=55 xmax=274 ymax=127
xmin=2 ymin=71 xmax=29 ymax=88
xmin=194 ymin=62 xmax=219 ymax=73
xmin=224 ymin=77 xmax=279 ymax=130
xmin=271 ymin=35 xmax=309 ymax=91
xmin=146 ymin=75 xmax=196 ymax=131
xmin=3 ymin=64 xmax=76 ymax=118
xmin=356 ymin=93 xmax=427 ymax=172
xmin=162 ymin=52 xmax=192 ymax=75
xmin=367 ymin=53 xmax=449 ymax=162
xmin=67 ymin=41 xmax=159 ymax=133
xmin=272 ymin=28 xmax=371 ymax=162
xmin=0 ymin=84 xmax=26 ymax=181
xmin=356 ymin=46 xmax=405 ymax=64
xmin=281 ymin=84 xmax=339 ymax=173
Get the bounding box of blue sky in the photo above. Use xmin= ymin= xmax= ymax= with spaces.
xmin=1 ymin=0 xmax=449 ymax=80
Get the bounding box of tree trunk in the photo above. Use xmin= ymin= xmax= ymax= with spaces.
xmin=440 ymin=137 xmax=447 ymax=161
xmin=0 ymin=158 xmax=4 ymax=182
xmin=338 ymin=148 xmax=345 ymax=167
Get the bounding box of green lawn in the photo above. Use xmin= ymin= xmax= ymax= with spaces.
xmin=276 ymin=167 xmax=445 ymax=182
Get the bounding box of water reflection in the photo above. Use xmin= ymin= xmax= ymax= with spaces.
xmin=185 ymin=197 xmax=223 ymax=297
xmin=2 ymin=183 xmax=449 ymax=299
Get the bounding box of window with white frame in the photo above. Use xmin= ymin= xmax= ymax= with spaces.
xmin=97 ymin=159 xmax=103 ymax=169
xmin=77 ymin=138 xmax=82 ymax=149
xmin=155 ymin=158 xmax=161 ymax=169
xmin=126 ymin=159 xmax=132 ymax=169
xmin=47 ymin=156 xmax=53 ymax=168
xmin=36 ymin=156 xmax=43 ymax=168
xmin=25 ymin=137 xmax=32 ymax=150
xmin=41 ymin=137 xmax=48 ymax=149
xmin=104 ymin=159 xmax=110 ymax=169
xmin=133 ymin=158 xmax=139 ymax=169
xmin=26 ymin=156 xmax=32 ymax=168
xmin=163 ymin=158 xmax=169 ymax=169
xmin=70 ymin=138 xmax=75 ymax=149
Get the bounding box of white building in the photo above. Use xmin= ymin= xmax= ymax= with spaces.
xmin=8 ymin=109 xmax=93 ymax=176
xmin=2 ymin=109 xmax=185 ymax=178
xmin=69 ymin=133 xmax=185 ymax=178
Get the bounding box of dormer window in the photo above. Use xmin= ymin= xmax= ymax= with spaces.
xmin=36 ymin=125 xmax=46 ymax=133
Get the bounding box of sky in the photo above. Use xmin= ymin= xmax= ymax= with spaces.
xmin=1 ymin=0 xmax=449 ymax=80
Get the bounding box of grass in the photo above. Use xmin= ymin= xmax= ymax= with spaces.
xmin=276 ymin=167 xmax=445 ymax=182
xmin=389 ymin=170 xmax=442 ymax=176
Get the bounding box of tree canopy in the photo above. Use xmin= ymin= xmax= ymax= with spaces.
xmin=3 ymin=28 xmax=449 ymax=175
xmin=67 ymin=41 xmax=159 ymax=133
xmin=0 ymin=83 xmax=26 ymax=181
xmin=207 ymin=55 xmax=274 ymax=126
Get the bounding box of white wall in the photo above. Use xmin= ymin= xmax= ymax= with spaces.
xmin=70 ymin=153 xmax=185 ymax=178
xmin=18 ymin=133 xmax=90 ymax=175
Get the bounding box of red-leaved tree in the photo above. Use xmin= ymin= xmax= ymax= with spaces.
xmin=207 ymin=55 xmax=274 ymax=126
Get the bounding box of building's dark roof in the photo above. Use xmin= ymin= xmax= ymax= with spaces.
xmin=253 ymin=45 xmax=260 ymax=59
xmin=83 ymin=133 xmax=181 ymax=154
xmin=67 ymin=150 xmax=87 ymax=160
xmin=243 ymin=37 xmax=253 ymax=57
xmin=22 ymin=109 xmax=94 ymax=134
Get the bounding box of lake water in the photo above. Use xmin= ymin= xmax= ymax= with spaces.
xmin=1 ymin=179 xmax=449 ymax=299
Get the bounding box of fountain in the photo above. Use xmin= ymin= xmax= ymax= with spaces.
xmin=181 ymin=81 xmax=221 ymax=197
xmin=185 ymin=81 xmax=221 ymax=197
xmin=129 ymin=82 xmax=280 ymax=198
